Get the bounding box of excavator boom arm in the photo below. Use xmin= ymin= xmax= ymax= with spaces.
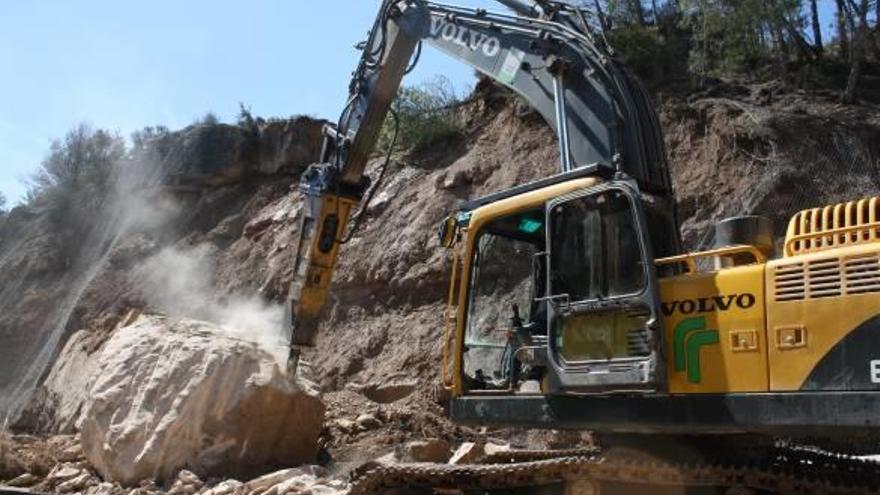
xmin=319 ymin=0 xmax=670 ymax=191
xmin=285 ymin=0 xmax=672 ymax=367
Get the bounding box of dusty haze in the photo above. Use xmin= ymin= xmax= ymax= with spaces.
xmin=135 ymin=244 xmax=288 ymax=354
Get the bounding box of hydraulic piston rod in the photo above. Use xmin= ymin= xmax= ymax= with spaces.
xmin=552 ymin=72 xmax=573 ymax=172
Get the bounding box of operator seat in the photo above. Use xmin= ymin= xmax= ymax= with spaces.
xmin=529 ymin=254 xmax=548 ymax=336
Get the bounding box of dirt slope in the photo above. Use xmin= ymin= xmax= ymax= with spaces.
xmin=661 ymin=79 xmax=880 ymax=247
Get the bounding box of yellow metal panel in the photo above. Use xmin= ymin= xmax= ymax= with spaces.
xmin=766 ymin=243 xmax=880 ymax=390
xmin=288 ymin=193 xmax=357 ymax=346
xmin=659 ymin=263 xmax=768 ymax=393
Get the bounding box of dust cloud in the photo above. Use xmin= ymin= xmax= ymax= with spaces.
xmin=135 ymin=244 xmax=288 ymax=352
xmin=119 ymin=158 xmax=288 ymax=355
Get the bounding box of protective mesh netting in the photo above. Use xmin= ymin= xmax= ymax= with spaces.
xmin=679 ymin=104 xmax=880 ymax=253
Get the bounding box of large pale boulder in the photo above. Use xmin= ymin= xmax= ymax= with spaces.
xmin=238 ymin=466 xmax=348 ymax=495
xmin=79 ymin=315 xmax=324 ymax=486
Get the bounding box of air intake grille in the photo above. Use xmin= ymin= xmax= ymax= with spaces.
xmin=845 ymin=254 xmax=880 ymax=295
xmin=775 ymin=263 xmax=806 ymax=301
xmin=774 ymin=254 xmax=880 ymax=301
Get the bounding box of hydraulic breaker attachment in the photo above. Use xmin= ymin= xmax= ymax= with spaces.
xmin=283 ymin=2 xmax=416 ymax=374
xmin=285 ymin=163 xmax=367 ymax=374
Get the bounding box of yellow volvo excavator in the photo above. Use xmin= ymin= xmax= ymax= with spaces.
xmin=284 ymin=0 xmax=880 ymax=492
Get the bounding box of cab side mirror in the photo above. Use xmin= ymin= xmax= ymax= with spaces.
xmin=438 ymin=216 xmax=458 ymax=248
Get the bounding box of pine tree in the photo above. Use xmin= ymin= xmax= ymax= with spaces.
xmin=809 ymin=0 xmax=823 ymax=55
xmin=835 ymin=0 xmax=850 ymax=59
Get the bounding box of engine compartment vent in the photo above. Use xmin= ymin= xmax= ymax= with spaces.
xmin=774 ymin=253 xmax=880 ymax=301
xmin=774 ymin=262 xmax=806 ymax=301
xmin=845 ymin=253 xmax=880 ymax=295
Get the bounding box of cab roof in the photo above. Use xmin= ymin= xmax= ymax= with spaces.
xmin=457 ymin=164 xmax=612 ymax=214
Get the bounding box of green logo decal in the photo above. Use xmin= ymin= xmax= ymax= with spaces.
xmin=672 ymin=316 xmax=720 ymax=383
xmin=497 ymin=48 xmax=525 ymax=85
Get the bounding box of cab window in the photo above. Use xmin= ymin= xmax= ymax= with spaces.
xmin=463 ymin=209 xmax=545 ymax=389
xmin=549 ymin=188 xmax=646 ymax=301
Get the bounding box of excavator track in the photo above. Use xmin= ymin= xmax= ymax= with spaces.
xmin=349 ymin=445 xmax=880 ymax=494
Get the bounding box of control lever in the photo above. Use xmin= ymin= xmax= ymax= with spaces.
xmin=510 ymin=303 xmax=532 ymax=346
xmin=511 ymin=303 xmax=524 ymax=328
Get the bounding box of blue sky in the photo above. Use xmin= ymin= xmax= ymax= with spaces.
xmin=0 ymin=0 xmax=841 ymax=205
xmin=0 ymin=0 xmax=499 ymax=204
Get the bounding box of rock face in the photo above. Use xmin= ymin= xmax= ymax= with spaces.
xmin=34 ymin=329 xmax=105 ymax=433
xmin=159 ymin=117 xmax=324 ymax=187
xmin=0 ymin=116 xmax=323 ymax=424
xmin=3 ymin=80 xmax=880 ymax=491
xmin=79 ymin=315 xmax=324 ymax=486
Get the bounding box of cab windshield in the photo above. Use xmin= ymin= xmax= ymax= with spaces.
xmin=463 ymin=209 xmax=545 ymax=390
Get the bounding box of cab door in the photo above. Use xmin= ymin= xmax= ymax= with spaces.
xmin=543 ymin=183 xmax=666 ymax=392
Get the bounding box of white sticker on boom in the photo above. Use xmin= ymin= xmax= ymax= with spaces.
xmin=498 ymin=48 xmax=525 ymax=85
xmin=870 ymin=359 xmax=880 ymax=383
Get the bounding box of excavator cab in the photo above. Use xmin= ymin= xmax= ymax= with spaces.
xmin=446 ymin=173 xmax=667 ymax=397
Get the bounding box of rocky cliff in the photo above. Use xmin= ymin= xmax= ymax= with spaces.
xmin=0 ymin=117 xmax=324 ymax=426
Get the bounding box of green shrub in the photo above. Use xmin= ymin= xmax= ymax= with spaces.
xmin=679 ymin=0 xmax=798 ymax=76
xmin=29 ymin=124 xmax=126 ymax=253
xmin=131 ymin=125 xmax=170 ymax=151
xmin=609 ymin=24 xmax=689 ymax=83
xmin=237 ymin=103 xmax=261 ymax=135
xmin=378 ymin=76 xmax=464 ymax=154
xmin=198 ymin=112 xmax=220 ymax=126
